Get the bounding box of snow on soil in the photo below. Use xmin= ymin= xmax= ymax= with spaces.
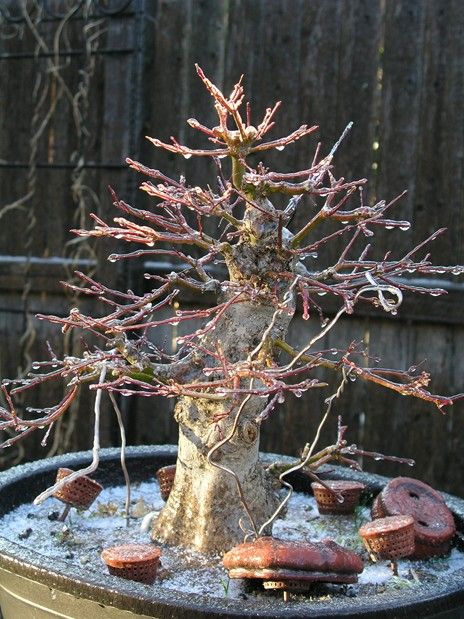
xmin=2 ymin=478 xmax=464 ymax=602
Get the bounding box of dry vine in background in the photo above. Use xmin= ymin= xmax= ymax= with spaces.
xmin=0 ymin=66 xmax=463 ymax=552
xmin=0 ymin=1 xmax=104 ymax=465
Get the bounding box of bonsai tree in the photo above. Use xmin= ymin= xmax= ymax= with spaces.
xmin=1 ymin=67 xmax=462 ymax=553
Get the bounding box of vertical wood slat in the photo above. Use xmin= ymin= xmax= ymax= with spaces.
xmin=298 ymin=0 xmax=382 ymax=185
xmin=297 ymin=0 xmax=383 ymax=266
xmin=412 ymin=0 xmax=464 ymax=264
xmin=376 ymin=0 xmax=426 ymax=236
xmin=368 ymin=0 xmax=423 ymax=261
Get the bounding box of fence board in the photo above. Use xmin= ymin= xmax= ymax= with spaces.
xmin=376 ymin=0 xmax=426 ymax=238
xmin=412 ymin=0 xmax=464 ymax=265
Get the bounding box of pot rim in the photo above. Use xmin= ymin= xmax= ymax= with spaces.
xmin=0 ymin=445 xmax=464 ymax=619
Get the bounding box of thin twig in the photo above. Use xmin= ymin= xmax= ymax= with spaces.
xmin=109 ymin=392 xmax=131 ymax=527
xmin=33 ymin=364 xmax=106 ymax=505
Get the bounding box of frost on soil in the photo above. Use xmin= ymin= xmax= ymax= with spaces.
xmin=2 ymin=478 xmax=464 ymax=603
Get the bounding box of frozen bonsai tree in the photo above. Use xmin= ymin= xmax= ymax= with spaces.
xmin=1 ymin=67 xmax=463 ymax=553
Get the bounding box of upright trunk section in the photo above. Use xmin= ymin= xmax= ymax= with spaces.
xmin=152 ymin=198 xmax=296 ymax=553
xmin=152 ymin=295 xmax=294 ymax=553
xmin=152 ymin=395 xmax=279 ymax=553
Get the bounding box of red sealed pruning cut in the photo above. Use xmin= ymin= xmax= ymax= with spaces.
xmin=223 ymin=536 xmax=364 ymax=590
xmin=311 ymin=480 xmax=365 ymax=515
xmin=359 ymin=514 xmax=415 ymax=560
xmin=155 ymin=465 xmax=177 ymax=501
xmin=372 ymin=477 xmax=456 ymax=558
xmin=52 ymin=468 xmax=103 ymax=510
xmin=101 ymin=544 xmax=161 ymax=584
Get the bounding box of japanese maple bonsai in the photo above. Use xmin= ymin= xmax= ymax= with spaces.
xmin=1 ymin=67 xmax=462 ymax=555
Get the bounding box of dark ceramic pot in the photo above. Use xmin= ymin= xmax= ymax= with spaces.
xmin=0 ymin=446 xmax=464 ymax=618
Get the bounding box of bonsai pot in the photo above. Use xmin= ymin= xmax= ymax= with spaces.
xmin=1 ymin=445 xmax=464 ymax=618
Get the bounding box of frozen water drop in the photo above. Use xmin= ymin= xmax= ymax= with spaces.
xmin=385 ymin=225 xmax=394 ymax=230
xmin=275 ymin=145 xmax=285 ymax=151
xmin=399 ymin=223 xmax=411 ymax=231
xmin=108 ymin=255 xmax=118 ymax=263
xmin=183 ymin=153 xmax=192 ymax=160
xmin=317 ymin=291 xmax=327 ymax=296
xmin=302 ymin=252 xmax=318 ymax=260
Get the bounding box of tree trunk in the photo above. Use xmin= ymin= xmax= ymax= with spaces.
xmin=151 ymin=396 xmax=280 ymax=553
xmin=152 ymin=200 xmax=296 ymax=553
xmin=151 ymin=296 xmax=293 ymax=553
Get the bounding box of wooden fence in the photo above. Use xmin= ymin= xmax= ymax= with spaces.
xmin=0 ymin=0 xmax=463 ymax=495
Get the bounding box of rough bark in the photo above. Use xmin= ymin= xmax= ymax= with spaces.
xmin=152 ymin=199 xmax=297 ymax=553
xmin=151 ymin=395 xmax=279 ymax=554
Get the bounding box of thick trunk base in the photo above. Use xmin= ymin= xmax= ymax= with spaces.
xmin=152 ymin=425 xmax=280 ymax=553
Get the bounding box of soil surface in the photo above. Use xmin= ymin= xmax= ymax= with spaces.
xmin=2 ymin=478 xmax=464 ymax=605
